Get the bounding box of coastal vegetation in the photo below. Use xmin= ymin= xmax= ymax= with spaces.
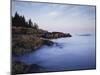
xmin=12 ymin=12 xmax=72 ymax=74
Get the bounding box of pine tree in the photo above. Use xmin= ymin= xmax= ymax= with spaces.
xmin=28 ymin=19 xmax=33 ymax=27
xmin=12 ymin=12 xmax=36 ymax=28
xmin=33 ymin=22 xmax=38 ymax=29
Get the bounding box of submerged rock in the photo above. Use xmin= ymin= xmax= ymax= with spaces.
xmin=43 ymin=39 xmax=54 ymax=46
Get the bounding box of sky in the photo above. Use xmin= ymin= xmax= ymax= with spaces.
xmin=12 ymin=1 xmax=96 ymax=34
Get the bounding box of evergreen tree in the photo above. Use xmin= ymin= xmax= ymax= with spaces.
xmin=13 ymin=12 xmax=19 ymax=26
xmin=28 ymin=19 xmax=33 ymax=27
xmin=33 ymin=22 xmax=38 ymax=29
xmin=12 ymin=12 xmax=38 ymax=28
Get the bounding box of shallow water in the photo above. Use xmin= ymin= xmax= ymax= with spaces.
xmin=14 ymin=34 xmax=96 ymax=72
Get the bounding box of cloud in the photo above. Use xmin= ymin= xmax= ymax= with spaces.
xmin=48 ymin=11 xmax=60 ymax=17
xmin=12 ymin=1 xmax=95 ymax=33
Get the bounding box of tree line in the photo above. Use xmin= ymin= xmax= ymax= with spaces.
xmin=12 ymin=12 xmax=38 ymax=29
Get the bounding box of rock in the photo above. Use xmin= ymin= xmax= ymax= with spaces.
xmin=43 ymin=39 xmax=54 ymax=46
xmin=12 ymin=61 xmax=41 ymax=75
xmin=42 ymin=32 xmax=72 ymax=39
xmin=12 ymin=35 xmax=43 ymax=56
xmin=12 ymin=34 xmax=54 ymax=56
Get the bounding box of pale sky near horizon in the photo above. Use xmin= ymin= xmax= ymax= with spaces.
xmin=12 ymin=1 xmax=96 ymax=34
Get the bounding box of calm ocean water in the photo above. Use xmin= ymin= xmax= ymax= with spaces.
xmin=14 ymin=34 xmax=96 ymax=72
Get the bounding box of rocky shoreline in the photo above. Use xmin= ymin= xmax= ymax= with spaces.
xmin=12 ymin=26 xmax=72 ymax=56
xmin=12 ymin=34 xmax=54 ymax=56
xmin=12 ymin=26 xmax=72 ymax=74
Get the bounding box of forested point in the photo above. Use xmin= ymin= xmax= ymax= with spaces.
xmin=12 ymin=12 xmax=38 ymax=29
xmin=12 ymin=12 xmax=72 ymax=74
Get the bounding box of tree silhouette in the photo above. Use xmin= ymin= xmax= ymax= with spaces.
xmin=12 ymin=12 xmax=34 ymax=28
xmin=33 ymin=22 xmax=38 ymax=29
xmin=28 ymin=19 xmax=33 ymax=27
xmin=12 ymin=12 xmax=40 ymax=29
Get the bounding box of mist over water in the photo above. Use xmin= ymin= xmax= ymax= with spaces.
xmin=14 ymin=34 xmax=96 ymax=71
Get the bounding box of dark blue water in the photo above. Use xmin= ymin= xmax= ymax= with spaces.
xmin=14 ymin=34 xmax=96 ymax=72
